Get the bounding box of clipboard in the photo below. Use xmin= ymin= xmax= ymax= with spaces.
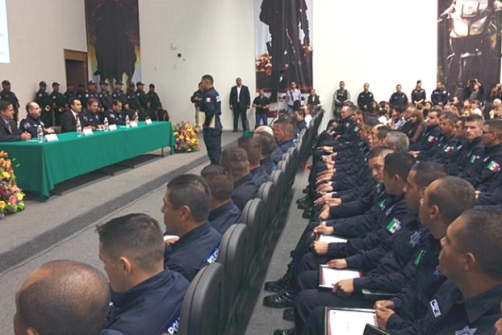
xmin=198 ymin=111 xmax=216 ymax=128
xmin=319 ymin=265 xmax=362 ymax=289
xmin=324 ymin=307 xmax=376 ymax=335
xmin=363 ymin=324 xmax=391 ymax=335
xmin=318 ymin=234 xmax=347 ymax=244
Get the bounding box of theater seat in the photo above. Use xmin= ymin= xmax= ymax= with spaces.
xmin=177 ymin=263 xmax=224 ymax=335
xmin=258 ymin=181 xmax=273 ymax=227
xmin=216 ymin=224 xmax=248 ymax=333
xmin=269 ymin=169 xmax=285 ymax=209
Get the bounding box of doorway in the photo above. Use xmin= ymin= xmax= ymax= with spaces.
xmin=64 ymin=49 xmax=88 ymax=88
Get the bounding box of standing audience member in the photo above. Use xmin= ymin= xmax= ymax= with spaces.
xmin=253 ymin=89 xmax=270 ymax=127
xmin=389 ymin=84 xmax=408 ymax=111
xmin=0 ymin=80 xmax=20 ymax=123
xmin=285 ymin=82 xmax=302 ymax=113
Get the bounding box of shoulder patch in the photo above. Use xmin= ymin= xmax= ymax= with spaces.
xmin=430 ymin=299 xmax=441 ymax=318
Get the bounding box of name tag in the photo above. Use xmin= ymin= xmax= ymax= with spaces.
xmin=83 ymin=128 xmax=94 ymax=136
xmin=109 ymin=124 xmax=117 ymax=131
xmin=45 ymin=134 xmax=59 ymax=142
xmin=145 ymin=119 xmax=152 ymax=125
xmin=130 ymin=121 xmax=139 ymax=128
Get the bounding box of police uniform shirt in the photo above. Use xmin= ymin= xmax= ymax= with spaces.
xmin=411 ymin=88 xmax=426 ymax=103
xmin=390 ymin=92 xmax=408 ymax=110
xmin=20 ymin=115 xmax=45 ymax=138
xmin=136 ymin=90 xmax=149 ymax=108
xmin=64 ymin=89 xmax=75 ymax=102
xmin=112 ymin=89 xmax=128 ymax=104
xmin=148 ymin=91 xmax=162 ymax=109
xmin=35 ymin=90 xmax=52 ymax=111
xmin=82 ymin=110 xmax=103 ymax=127
xmin=127 ymin=90 xmax=141 ymax=110
xmin=467 ymin=143 xmax=502 ymax=191
xmin=253 ymin=96 xmax=270 ymax=114
xmin=0 ymin=90 xmax=19 ymax=109
xmin=398 ymin=280 xmax=502 ymax=335
xmin=50 ymin=91 xmax=67 ymax=112
xmin=297 ymin=120 xmax=307 ymax=133
xmin=208 ymin=201 xmax=241 ymax=235
xmin=99 ymin=90 xmax=113 ymax=111
xmin=260 ymin=156 xmax=275 ymax=175
xmin=448 ymin=137 xmax=484 ymax=176
xmin=271 ymin=138 xmax=295 ymax=165
xmin=77 ymin=90 xmax=90 ymax=106
xmin=231 ymin=173 xmax=259 ymax=211
xmin=357 ymin=91 xmax=374 ymax=110
xmin=103 ymin=109 xmax=126 ymax=125
xmin=431 ymin=89 xmax=450 ymax=105
xmin=105 ymin=268 xmax=189 ymax=335
xmin=163 ymin=222 xmax=221 ymax=282
xmin=251 ymin=165 xmax=269 ymax=185
xmin=200 ymin=87 xmax=222 ymax=127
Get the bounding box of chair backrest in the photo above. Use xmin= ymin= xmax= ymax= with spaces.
xmin=216 ymin=224 xmax=248 ymax=330
xmin=269 ymin=170 xmax=285 ymax=209
xmin=178 ymin=263 xmax=224 ymax=335
xmin=241 ymin=198 xmax=263 ymax=261
xmin=258 ymin=181 xmax=273 ymax=224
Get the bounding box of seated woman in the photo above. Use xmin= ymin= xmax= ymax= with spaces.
xmin=407 ymin=108 xmax=426 ymax=144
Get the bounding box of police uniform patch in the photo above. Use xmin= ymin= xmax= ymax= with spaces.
xmin=427 ymin=135 xmax=436 ymax=143
xmin=414 ymin=249 xmax=425 ymax=266
xmin=455 ymin=326 xmax=477 ymax=335
xmin=430 ymin=299 xmax=441 ymax=318
xmin=469 ymin=155 xmax=478 ymax=164
xmin=409 ymin=231 xmax=421 ymax=247
xmin=386 ymin=218 xmax=401 ymax=234
xmin=487 ymin=161 xmax=500 ymax=172
xmin=378 ymin=199 xmax=386 ymax=209
xmin=206 ymin=97 xmax=211 ymax=102
xmin=432 ymin=265 xmax=441 ymax=280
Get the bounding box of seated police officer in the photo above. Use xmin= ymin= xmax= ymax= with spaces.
xmin=20 ymin=102 xmax=55 ymax=138
xmin=161 ymin=174 xmax=222 ymax=281
xmin=254 ymin=130 xmax=277 ymax=175
xmin=201 ymin=165 xmax=241 ymax=234
xmin=221 ymin=147 xmax=259 ymax=211
xmin=98 ymin=213 xmax=189 ymax=335
xmin=238 ymin=136 xmax=269 ymax=185
xmin=0 ymin=100 xmax=31 ymax=142
xmin=104 ymin=100 xmax=127 ymax=125
xmin=13 ymin=260 xmax=110 ymax=335
xmin=61 ymin=97 xmax=89 ymax=133
xmin=271 ymin=119 xmax=296 ymax=165
xmin=82 ymin=98 xmax=104 ymax=129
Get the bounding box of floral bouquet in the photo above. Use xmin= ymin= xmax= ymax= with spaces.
xmin=0 ymin=151 xmax=25 ymax=218
xmin=173 ymin=121 xmax=199 ymax=153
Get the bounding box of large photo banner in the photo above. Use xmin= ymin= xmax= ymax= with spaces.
xmin=254 ymin=0 xmax=313 ymax=102
xmin=438 ymin=0 xmax=502 ymax=100
xmin=85 ymin=0 xmax=141 ymax=86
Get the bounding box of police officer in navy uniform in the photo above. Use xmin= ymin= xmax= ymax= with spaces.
xmin=103 ymin=100 xmax=127 ymax=125
xmin=389 ymin=84 xmax=408 ymax=111
xmin=64 ymin=82 xmax=75 ymax=103
xmin=112 ymin=81 xmax=128 ymax=104
xmin=411 ymin=80 xmax=426 ymax=106
xmin=50 ymin=82 xmax=67 ymax=126
xmin=82 ymin=98 xmax=104 ymax=128
xmin=431 ymin=82 xmax=450 ymax=106
xmin=199 ymin=74 xmax=223 ymax=165
xmin=126 ymin=82 xmax=141 ymax=111
xmin=20 ymin=102 xmax=56 ymax=138
xmin=0 ymin=80 xmax=20 ymax=123
xmin=135 ymin=82 xmax=149 ymax=109
xmin=148 ymin=83 xmax=162 ymax=110
xmin=35 ymin=81 xmax=53 ymax=127
xmin=98 ymin=81 xmax=113 ymax=112
xmin=201 ymin=164 xmax=242 ymax=235
xmin=97 ymin=214 xmax=189 ymax=335
xmin=162 ymin=174 xmax=222 ymax=282
xmin=357 ymin=83 xmax=374 ymax=112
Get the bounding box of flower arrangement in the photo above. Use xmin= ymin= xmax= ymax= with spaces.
xmin=173 ymin=121 xmax=199 ymax=153
xmin=0 ymin=151 xmax=25 ymax=218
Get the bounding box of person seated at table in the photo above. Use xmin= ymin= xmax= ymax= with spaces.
xmin=82 ymin=98 xmax=103 ymax=129
xmin=0 ymin=100 xmax=31 ymax=142
xmin=61 ymin=97 xmax=90 ymax=133
xmin=201 ymin=164 xmax=241 ymax=234
xmin=13 ymin=260 xmax=110 ymax=335
xmin=20 ymin=102 xmax=55 ymax=138
xmin=103 ymin=100 xmax=127 ymax=125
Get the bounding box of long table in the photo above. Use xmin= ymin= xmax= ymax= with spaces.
xmin=0 ymin=121 xmax=175 ymax=199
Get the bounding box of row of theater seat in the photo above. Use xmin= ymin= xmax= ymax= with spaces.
xmin=168 ymin=111 xmax=324 ymax=335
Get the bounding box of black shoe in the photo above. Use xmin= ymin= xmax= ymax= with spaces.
xmin=283 ymin=308 xmax=295 ymax=321
xmin=296 ymin=195 xmax=310 ymax=204
xmin=303 ymin=187 xmax=310 ymax=194
xmin=274 ymin=328 xmax=297 ymax=335
xmin=263 ymin=290 xmax=296 ymax=308
xmin=302 ymin=209 xmax=313 ymax=219
xmin=264 ymin=272 xmax=293 ymax=293
xmin=297 ymin=202 xmax=312 ymax=211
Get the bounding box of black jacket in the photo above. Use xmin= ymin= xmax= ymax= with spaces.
xmin=0 ymin=117 xmax=23 ymax=142
xmin=61 ymin=111 xmax=89 ymax=133
xmin=229 ymin=85 xmax=251 ymax=109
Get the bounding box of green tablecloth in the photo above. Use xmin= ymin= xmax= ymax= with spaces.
xmin=0 ymin=121 xmax=175 ymax=198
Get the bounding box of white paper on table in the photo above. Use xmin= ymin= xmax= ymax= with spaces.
xmin=83 ymin=128 xmax=94 ymax=136
xmin=320 ymin=266 xmax=361 ymax=288
xmin=109 ymin=124 xmax=117 ymax=131
xmin=45 ymin=134 xmax=59 ymax=142
xmin=145 ymin=119 xmax=152 ymax=125
xmin=130 ymin=121 xmax=139 ymax=128
xmin=319 ymin=234 xmax=347 ymax=244
xmin=328 ymin=309 xmax=376 ymax=335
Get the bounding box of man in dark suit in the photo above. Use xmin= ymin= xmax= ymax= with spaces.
xmin=61 ymin=97 xmax=89 ymax=133
xmin=229 ymin=77 xmax=251 ymax=132
xmin=0 ymin=100 xmax=31 ymax=142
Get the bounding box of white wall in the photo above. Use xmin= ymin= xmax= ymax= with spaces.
xmin=139 ymin=0 xmax=256 ymax=129
xmin=0 ymin=0 xmax=87 ymax=118
xmin=313 ymin=0 xmax=438 ymax=115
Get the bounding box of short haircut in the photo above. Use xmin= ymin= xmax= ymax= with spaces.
xmin=428 ymin=176 xmax=475 ymax=224
xmin=365 ymin=117 xmax=380 ymax=128
xmin=0 ymin=99 xmax=12 ymax=112
xmin=442 ymin=113 xmax=458 ymax=125
xmin=254 ymin=132 xmax=277 ymax=156
xmin=87 ymin=97 xmax=99 ymax=107
xmin=25 ymin=102 xmax=36 ymax=113
xmin=238 ymin=136 xmax=262 ymax=166
xmin=202 ymin=74 xmax=214 ymax=84
xmin=411 ymin=162 xmax=447 ymax=188
xmin=97 ymin=214 xmax=165 ymax=272
xmin=376 ymin=126 xmax=391 ymax=140
xmin=384 ymin=131 xmax=410 ymax=152
xmin=466 ymin=114 xmax=484 ymax=125
xmin=201 ymin=165 xmax=234 ymax=202
xmin=275 ymin=119 xmax=295 ymax=137
xmin=296 ymin=109 xmax=305 ymax=118
xmin=384 ymin=152 xmax=416 ymax=180
xmin=429 ymin=109 xmax=442 ymax=118
xmin=69 ymin=97 xmax=81 ymax=108
xmin=457 ymin=207 xmax=502 ymax=279
xmin=221 ymin=147 xmax=249 ymax=179
xmin=18 ymin=260 xmax=110 ymax=335
xmin=485 ymin=119 xmax=502 ymax=139
xmin=368 ymin=146 xmax=393 ymax=161
xmin=167 ymin=174 xmax=211 ymax=222
xmin=112 ymin=100 xmax=122 ymax=107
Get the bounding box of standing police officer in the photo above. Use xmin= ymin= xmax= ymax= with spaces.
xmin=411 ymin=80 xmax=426 ymax=106
xmin=98 ymin=81 xmax=113 ymax=112
xmin=112 ymin=81 xmax=128 ymax=104
xmin=64 ymin=82 xmax=75 ymax=103
xmin=135 ymin=82 xmax=149 ymax=109
xmin=50 ymin=82 xmax=67 ymax=126
xmin=0 ymin=80 xmax=20 ymax=123
xmin=431 ymin=82 xmax=451 ymax=106
xmin=200 ymin=74 xmax=222 ymax=165
xmin=357 ymin=83 xmax=374 ymax=112
xmin=389 ymin=84 xmax=408 ymax=111
xmin=35 ymin=81 xmax=53 ymax=127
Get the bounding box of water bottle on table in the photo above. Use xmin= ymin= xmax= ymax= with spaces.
xmin=37 ymin=125 xmax=44 ymax=143
xmin=104 ymin=117 xmax=109 ymax=132
xmin=126 ymin=115 xmax=131 ymax=128
xmin=76 ymin=117 xmax=83 ymax=137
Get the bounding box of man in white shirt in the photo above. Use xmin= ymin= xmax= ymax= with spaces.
xmin=285 ymin=81 xmax=302 ymax=113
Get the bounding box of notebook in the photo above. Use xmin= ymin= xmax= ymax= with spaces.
xmin=325 ymin=307 xmax=376 ymax=335
xmin=319 ymin=265 xmax=362 ymax=289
